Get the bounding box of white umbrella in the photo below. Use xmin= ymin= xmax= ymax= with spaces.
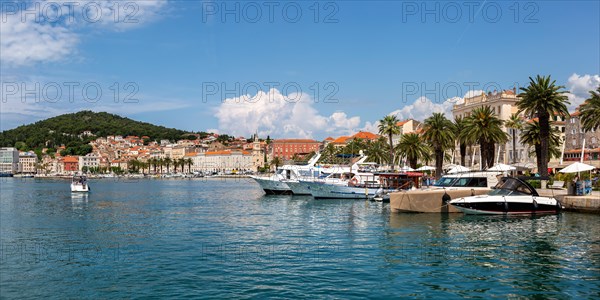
xmin=400 ymin=165 xmax=415 ymax=172
xmin=448 ymin=165 xmax=470 ymax=174
xmin=513 ymin=162 xmax=535 ymax=170
xmin=487 ymin=163 xmax=516 ymax=172
xmin=416 ymin=166 xmax=436 ymax=171
xmin=559 ymin=162 xmax=595 ymax=173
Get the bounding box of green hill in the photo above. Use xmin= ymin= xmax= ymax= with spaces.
xmin=0 ymin=111 xmax=194 ymax=152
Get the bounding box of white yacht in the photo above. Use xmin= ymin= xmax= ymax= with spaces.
xmin=71 ymin=175 xmax=90 ymax=192
xmin=450 ymin=177 xmax=562 ymax=215
xmin=251 ymin=153 xmax=323 ymax=195
xmin=303 ymin=154 xmax=390 ymax=199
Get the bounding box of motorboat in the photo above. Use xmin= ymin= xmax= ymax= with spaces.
xmin=390 ymin=172 xmax=501 ymax=213
xmin=71 ymin=175 xmax=90 ymax=192
xmin=251 ymin=153 xmax=323 ymax=195
xmin=449 ymin=177 xmax=562 ymax=215
xmin=369 ymin=172 xmax=424 ymax=202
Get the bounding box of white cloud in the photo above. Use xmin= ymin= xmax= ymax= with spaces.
xmin=565 ymin=73 xmax=600 ymax=111
xmin=0 ymin=12 xmax=79 ymax=67
xmin=389 ymin=96 xmax=455 ymax=121
xmin=361 ymin=90 xmax=486 ymax=132
xmin=0 ymin=0 xmax=167 ymax=67
xmin=214 ymin=88 xmax=361 ymax=139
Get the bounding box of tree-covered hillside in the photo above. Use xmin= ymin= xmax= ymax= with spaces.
xmin=0 ymin=111 xmax=193 ymax=150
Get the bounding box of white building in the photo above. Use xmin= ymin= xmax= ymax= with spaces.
xmin=18 ymin=151 xmax=37 ymax=174
xmin=0 ymin=147 xmax=19 ymax=174
xmin=79 ymin=153 xmax=100 ymax=171
xmin=192 ymin=150 xmax=254 ymax=173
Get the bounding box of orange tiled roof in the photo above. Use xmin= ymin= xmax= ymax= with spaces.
xmin=332 ymin=136 xmax=350 ymax=144
xmin=396 ymin=121 xmax=408 ymax=126
xmin=185 ymin=152 xmax=197 ymax=157
xmin=351 ymin=131 xmax=379 ymax=140
xmin=63 ymin=156 xmax=78 ymax=163
xmin=571 ymin=111 xmax=581 ymax=117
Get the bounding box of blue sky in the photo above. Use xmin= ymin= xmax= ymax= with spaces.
xmin=1 ymin=0 xmax=599 ymax=139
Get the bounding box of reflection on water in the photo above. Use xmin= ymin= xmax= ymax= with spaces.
xmin=70 ymin=192 xmax=88 ymax=210
xmin=1 ymin=178 xmax=599 ymax=299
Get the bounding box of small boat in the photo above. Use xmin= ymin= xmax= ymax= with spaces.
xmin=449 ymin=177 xmax=562 ymax=215
xmin=71 ymin=175 xmax=90 ymax=192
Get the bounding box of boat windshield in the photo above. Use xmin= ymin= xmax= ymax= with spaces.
xmin=434 ymin=176 xmax=487 ymax=187
xmin=488 ymin=177 xmax=535 ymax=196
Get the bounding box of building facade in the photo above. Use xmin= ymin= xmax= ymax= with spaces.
xmin=18 ymin=151 xmax=37 ymax=174
xmin=0 ymin=147 xmax=19 ymax=174
xmin=192 ymin=150 xmax=254 ymax=173
xmin=563 ymin=110 xmax=600 ymax=167
xmin=79 ymin=153 xmax=100 ymax=171
xmin=62 ymin=156 xmax=79 ymax=173
xmin=271 ymin=139 xmax=321 ymax=160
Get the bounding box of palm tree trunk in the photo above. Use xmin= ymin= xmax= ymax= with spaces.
xmin=388 ymin=133 xmax=394 ymax=169
xmin=487 ymin=142 xmax=495 ymax=168
xmin=479 ymin=141 xmax=487 ymax=170
xmin=512 ymin=129 xmax=517 ymax=164
xmin=539 ymin=112 xmax=550 ymax=176
xmin=459 ymin=143 xmax=466 ymax=166
xmin=435 ymin=148 xmax=443 ymax=179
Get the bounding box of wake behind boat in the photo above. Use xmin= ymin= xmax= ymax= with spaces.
xmin=449 ymin=177 xmax=562 ymax=215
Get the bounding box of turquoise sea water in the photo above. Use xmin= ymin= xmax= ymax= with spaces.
xmin=1 ymin=177 xmax=599 ymax=299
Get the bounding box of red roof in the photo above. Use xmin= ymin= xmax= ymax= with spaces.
xmin=351 ymin=131 xmax=379 ymax=140
xmin=332 ymin=136 xmax=350 ymax=144
xmin=63 ymin=156 xmax=78 ymax=163
xmin=324 ymin=137 xmax=334 ymax=141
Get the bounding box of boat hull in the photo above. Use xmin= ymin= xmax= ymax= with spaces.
xmin=285 ymin=181 xmax=312 ymax=195
xmin=307 ymin=181 xmax=385 ymax=199
xmin=450 ymin=195 xmax=561 ymax=215
xmin=251 ymin=176 xmax=292 ymax=195
xmin=70 ymin=183 xmax=90 ymax=192
xmin=390 ymin=188 xmax=490 ymax=213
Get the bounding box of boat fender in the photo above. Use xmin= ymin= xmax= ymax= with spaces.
xmin=471 ymin=188 xmax=475 ymax=196
xmin=349 ymin=177 xmax=358 ymax=186
xmin=532 ymin=198 xmax=538 ymax=211
xmin=503 ymin=196 xmax=509 ymax=212
xmin=442 ymin=191 xmax=451 ymax=204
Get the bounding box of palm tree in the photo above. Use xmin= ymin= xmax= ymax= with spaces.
xmin=158 ymin=158 xmax=164 ymax=174
xmin=378 ymin=115 xmax=401 ymax=168
xmin=518 ymin=75 xmax=569 ymax=176
xmin=453 ymin=116 xmax=469 ymax=166
xmin=179 ymin=158 xmax=186 ymax=173
xmin=505 ymin=113 xmax=524 ymax=164
xmin=396 ymin=133 xmax=431 ymax=169
xmin=164 ymin=157 xmax=172 ymax=173
xmin=521 ymin=119 xmax=562 ymax=161
xmin=462 ymin=106 xmax=508 ymax=169
xmin=423 ymin=113 xmax=455 ymax=179
xmin=579 ymin=86 xmax=600 ymax=131
xmin=271 ymin=157 xmax=282 ymax=171
xmin=365 ymin=137 xmax=389 ymax=165
xmin=186 ymin=158 xmax=193 ymax=173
